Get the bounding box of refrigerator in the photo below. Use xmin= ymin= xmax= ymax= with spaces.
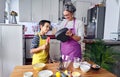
xmin=86 ymin=6 xmax=106 ymax=39
xmin=0 ymin=24 xmax=24 ymax=77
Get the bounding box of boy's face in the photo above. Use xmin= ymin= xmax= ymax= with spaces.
xmin=40 ymin=22 xmax=50 ymax=34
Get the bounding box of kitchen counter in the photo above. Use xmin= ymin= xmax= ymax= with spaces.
xmin=104 ymin=40 xmax=120 ymax=46
xmin=84 ymin=39 xmax=120 ymax=46
xmin=24 ymin=34 xmax=55 ymax=39
xmin=24 ymin=34 xmax=120 ymax=46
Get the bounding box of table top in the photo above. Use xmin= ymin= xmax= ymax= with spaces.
xmin=10 ymin=62 xmax=116 ymax=77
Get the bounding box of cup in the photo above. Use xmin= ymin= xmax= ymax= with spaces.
xmin=73 ymin=57 xmax=80 ymax=68
xmin=63 ymin=55 xmax=72 ymax=69
xmin=23 ymin=72 xmax=33 ymax=77
xmin=80 ymin=64 xmax=90 ymax=73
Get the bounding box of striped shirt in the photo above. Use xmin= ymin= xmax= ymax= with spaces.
xmin=31 ymin=34 xmax=47 ymax=49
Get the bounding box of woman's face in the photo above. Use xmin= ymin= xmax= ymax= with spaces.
xmin=63 ymin=10 xmax=73 ymax=21
xmin=40 ymin=22 xmax=50 ymax=34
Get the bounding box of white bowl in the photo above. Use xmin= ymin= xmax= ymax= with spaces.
xmin=33 ymin=63 xmax=46 ymax=71
xmin=38 ymin=70 xmax=53 ymax=77
xmin=24 ymin=72 xmax=33 ymax=77
xmin=72 ymin=71 xmax=81 ymax=77
xmin=80 ymin=64 xmax=90 ymax=73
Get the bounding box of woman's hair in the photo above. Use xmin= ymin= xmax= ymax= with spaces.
xmin=64 ymin=2 xmax=76 ymax=13
xmin=39 ymin=20 xmax=51 ymax=26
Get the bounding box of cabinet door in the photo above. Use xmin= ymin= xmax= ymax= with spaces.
xmin=19 ymin=0 xmax=32 ymax=22
xmin=26 ymin=39 xmax=33 ymax=58
xmin=42 ymin=0 xmax=51 ymax=21
xmin=32 ymin=0 xmax=43 ymax=22
xmin=75 ymin=1 xmax=91 ymax=25
xmin=32 ymin=0 xmax=59 ymax=22
xmin=2 ymin=25 xmax=23 ymax=77
xmin=50 ymin=39 xmax=60 ymax=60
xmin=50 ymin=0 xmax=59 ymax=23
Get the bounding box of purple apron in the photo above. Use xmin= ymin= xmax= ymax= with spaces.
xmin=61 ymin=18 xmax=82 ymax=61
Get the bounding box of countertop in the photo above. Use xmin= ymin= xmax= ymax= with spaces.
xmin=24 ymin=34 xmax=55 ymax=39
xmin=10 ymin=62 xmax=116 ymax=77
xmin=24 ymin=34 xmax=120 ymax=45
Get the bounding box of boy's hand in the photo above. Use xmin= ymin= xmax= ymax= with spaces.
xmin=46 ymin=37 xmax=50 ymax=45
xmin=41 ymin=44 xmax=47 ymax=50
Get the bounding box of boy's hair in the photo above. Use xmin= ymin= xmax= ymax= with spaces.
xmin=39 ymin=20 xmax=51 ymax=26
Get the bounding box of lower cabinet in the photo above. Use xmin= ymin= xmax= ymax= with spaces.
xmin=25 ymin=38 xmax=33 ymax=59
xmin=49 ymin=39 xmax=60 ymax=61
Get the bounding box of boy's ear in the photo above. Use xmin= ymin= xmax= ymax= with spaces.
xmin=40 ymin=25 xmax=42 ymax=29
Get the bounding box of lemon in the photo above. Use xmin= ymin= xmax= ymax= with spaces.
xmin=55 ymin=71 xmax=61 ymax=77
xmin=64 ymin=70 xmax=68 ymax=75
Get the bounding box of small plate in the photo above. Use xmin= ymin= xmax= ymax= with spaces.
xmin=38 ymin=70 xmax=53 ymax=77
xmin=91 ymin=64 xmax=100 ymax=70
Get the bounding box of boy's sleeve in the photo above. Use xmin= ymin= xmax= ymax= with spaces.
xmin=31 ymin=35 xmax=39 ymax=49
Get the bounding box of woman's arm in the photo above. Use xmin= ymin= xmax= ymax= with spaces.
xmin=66 ymin=29 xmax=81 ymax=41
xmin=71 ymin=34 xmax=81 ymax=41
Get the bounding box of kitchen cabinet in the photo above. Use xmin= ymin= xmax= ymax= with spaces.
xmin=74 ymin=1 xmax=91 ymax=25
xmin=25 ymin=38 xmax=33 ymax=58
xmin=49 ymin=39 xmax=60 ymax=60
xmin=0 ymin=0 xmax=5 ymax=23
xmin=19 ymin=0 xmax=32 ymax=22
xmin=31 ymin=0 xmax=43 ymax=22
xmin=19 ymin=0 xmax=59 ymax=23
xmin=0 ymin=24 xmax=24 ymax=77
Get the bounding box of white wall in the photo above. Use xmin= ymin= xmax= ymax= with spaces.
xmin=0 ymin=0 xmax=5 ymax=23
xmin=104 ymin=0 xmax=120 ymax=40
xmin=0 ymin=26 xmax=2 ymax=77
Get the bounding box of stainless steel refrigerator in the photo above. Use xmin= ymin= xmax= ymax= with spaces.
xmin=86 ymin=6 xmax=106 ymax=39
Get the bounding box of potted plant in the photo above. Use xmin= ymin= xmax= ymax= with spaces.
xmin=83 ymin=39 xmax=120 ymax=72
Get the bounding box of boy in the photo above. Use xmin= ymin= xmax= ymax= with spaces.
xmin=30 ymin=20 xmax=51 ymax=65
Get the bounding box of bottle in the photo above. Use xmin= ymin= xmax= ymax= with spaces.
xmin=58 ymin=57 xmax=64 ymax=71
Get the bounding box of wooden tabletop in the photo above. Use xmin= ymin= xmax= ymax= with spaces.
xmin=10 ymin=62 xmax=117 ymax=77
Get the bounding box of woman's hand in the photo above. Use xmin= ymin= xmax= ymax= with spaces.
xmin=66 ymin=29 xmax=73 ymax=37
xmin=66 ymin=29 xmax=81 ymax=41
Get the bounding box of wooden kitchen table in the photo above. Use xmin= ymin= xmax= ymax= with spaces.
xmin=10 ymin=62 xmax=117 ymax=77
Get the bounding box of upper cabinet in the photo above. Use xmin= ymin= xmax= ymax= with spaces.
xmin=19 ymin=0 xmax=59 ymax=23
xmin=19 ymin=0 xmax=32 ymax=22
xmin=31 ymin=0 xmax=43 ymax=22
xmin=74 ymin=1 xmax=91 ymax=25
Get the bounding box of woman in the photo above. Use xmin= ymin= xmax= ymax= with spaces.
xmin=59 ymin=2 xmax=85 ymax=61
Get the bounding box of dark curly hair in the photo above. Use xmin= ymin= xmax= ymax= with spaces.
xmin=64 ymin=2 xmax=76 ymax=13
